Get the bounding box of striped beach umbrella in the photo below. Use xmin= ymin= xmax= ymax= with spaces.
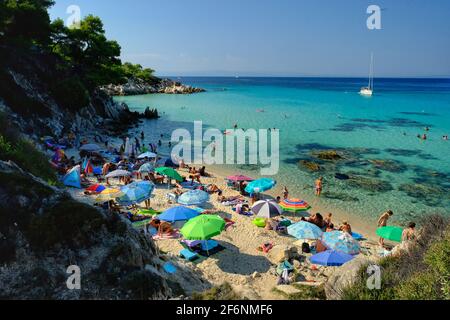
xmin=287 ymin=221 xmax=323 ymax=240
xmin=95 ymin=188 xmax=124 ymax=203
xmin=376 ymin=226 xmax=403 ymax=243
xmin=280 ymin=198 xmax=311 ymax=212
xmin=178 ymin=189 xmax=210 ymax=206
xmin=321 ymin=231 xmax=361 ymax=255
xmin=252 ymin=200 xmax=282 ymax=218
xmin=244 ymin=178 xmax=276 ymax=194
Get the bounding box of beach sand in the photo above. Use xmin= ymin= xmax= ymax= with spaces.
xmin=65 ymin=136 xmax=381 ymax=299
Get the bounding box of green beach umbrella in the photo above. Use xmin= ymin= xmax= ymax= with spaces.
xmin=180 ymin=215 xmax=226 ymax=240
xmin=376 ymin=226 xmax=404 ymax=242
xmin=155 ymin=167 xmax=183 ymax=182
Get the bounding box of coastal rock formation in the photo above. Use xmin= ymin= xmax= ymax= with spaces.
xmin=267 ymin=245 xmax=299 ymax=264
xmin=313 ymin=150 xmax=343 ymax=161
xmin=324 ymin=256 xmax=373 ymax=300
xmin=299 ymin=160 xmax=322 ymax=172
xmin=347 ymin=175 xmax=393 ymax=193
xmin=100 ymin=77 xmax=205 ymax=96
xmin=0 ymin=160 xmax=209 ymax=299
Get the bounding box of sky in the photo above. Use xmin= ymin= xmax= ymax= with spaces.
xmin=49 ymin=0 xmax=450 ymax=77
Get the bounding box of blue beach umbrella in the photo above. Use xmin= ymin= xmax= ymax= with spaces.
xmin=310 ymin=250 xmax=355 ymax=267
xmin=158 ymin=206 xmax=200 ymax=223
xmin=287 ymin=221 xmax=323 ymax=240
xmin=138 ymin=152 xmax=157 ymax=159
xmin=244 ymin=178 xmax=276 ymax=194
xmin=118 ymin=181 xmax=155 ymax=205
xmin=138 ymin=163 xmax=155 ymax=173
xmin=178 ymin=189 xmax=210 ymax=206
xmin=321 ymin=231 xmax=361 ymax=255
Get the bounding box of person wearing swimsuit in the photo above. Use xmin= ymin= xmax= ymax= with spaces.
xmin=315 ymin=177 xmax=323 ymax=197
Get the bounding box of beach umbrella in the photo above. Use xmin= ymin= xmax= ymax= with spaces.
xmin=118 ymin=181 xmax=155 ymax=205
xmin=62 ymin=165 xmax=81 ymax=189
xmin=95 ymin=188 xmax=124 ymax=203
xmin=178 ymin=189 xmax=210 ymax=206
xmin=280 ymin=199 xmax=311 ymax=212
xmin=180 ymin=215 xmax=226 ymax=240
xmin=155 ymin=167 xmax=183 ymax=182
xmin=321 ymin=231 xmax=361 ymax=255
xmin=226 ymin=175 xmax=254 ymax=182
xmin=138 ymin=163 xmax=155 ymax=173
xmin=138 ymin=152 xmax=157 ymax=159
xmin=287 ymin=221 xmax=323 ymax=240
xmin=79 ymin=143 xmax=101 ymax=152
xmin=105 ymin=170 xmax=131 ymax=178
xmin=252 ymin=200 xmax=282 ymax=218
xmin=86 ymin=184 xmax=106 ymax=194
xmin=244 ymin=178 xmax=276 ymax=194
xmin=310 ymin=250 xmax=355 ymax=267
xmin=158 ymin=206 xmax=199 ymax=223
xmin=376 ymin=226 xmax=403 ymax=243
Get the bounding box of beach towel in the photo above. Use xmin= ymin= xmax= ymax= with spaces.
xmin=180 ymin=249 xmax=199 ymax=262
xmin=221 ymin=199 xmax=244 ymax=206
xmin=258 ymin=242 xmax=274 ymax=253
xmin=276 ymin=260 xmax=294 ymax=276
xmin=163 ymin=262 xmax=177 ymax=274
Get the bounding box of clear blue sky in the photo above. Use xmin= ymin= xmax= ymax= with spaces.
xmin=49 ymin=0 xmax=450 ymax=77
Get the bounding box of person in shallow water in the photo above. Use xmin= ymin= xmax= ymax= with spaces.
xmin=315 ymin=177 xmax=323 ymax=197
xmin=377 ymin=210 xmax=394 ymax=247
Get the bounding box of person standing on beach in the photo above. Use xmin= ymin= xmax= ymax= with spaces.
xmin=315 ymin=177 xmax=323 ymax=197
xmin=377 ymin=210 xmax=394 ymax=247
xmin=283 ymin=187 xmax=289 ymax=199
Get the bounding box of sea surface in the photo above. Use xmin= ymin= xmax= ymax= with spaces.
xmin=115 ymin=77 xmax=450 ymax=227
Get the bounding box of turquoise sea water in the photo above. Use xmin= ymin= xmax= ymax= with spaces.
xmin=115 ymin=77 xmax=450 ymax=226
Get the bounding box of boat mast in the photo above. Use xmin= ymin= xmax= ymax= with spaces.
xmin=369 ymin=52 xmax=374 ymax=90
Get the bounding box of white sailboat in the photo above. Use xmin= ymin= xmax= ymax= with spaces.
xmin=360 ymin=53 xmax=374 ymax=96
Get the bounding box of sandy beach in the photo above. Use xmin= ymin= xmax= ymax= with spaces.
xmin=64 ymin=132 xmax=382 ymax=300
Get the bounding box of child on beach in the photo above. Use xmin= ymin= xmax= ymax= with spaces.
xmin=402 ymin=222 xmax=416 ymax=243
xmin=339 ymin=221 xmax=352 ymax=235
xmin=377 ymin=210 xmax=394 ymax=246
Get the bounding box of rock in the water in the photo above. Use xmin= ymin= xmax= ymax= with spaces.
xmin=369 ymin=159 xmax=407 ymax=173
xmin=347 ymin=175 xmax=393 ymax=193
xmin=314 ymin=150 xmax=343 ymax=161
xmin=299 ymin=160 xmax=322 ymax=172
xmin=335 ymin=173 xmax=350 ymax=180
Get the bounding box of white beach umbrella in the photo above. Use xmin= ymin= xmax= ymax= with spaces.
xmin=105 ymin=169 xmax=131 ymax=178
xmin=138 ymin=152 xmax=157 ymax=159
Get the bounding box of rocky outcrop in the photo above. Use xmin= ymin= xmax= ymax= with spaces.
xmin=324 ymin=256 xmax=373 ymax=300
xmin=100 ymin=77 xmax=205 ymax=96
xmin=0 ymin=160 xmax=209 ymax=299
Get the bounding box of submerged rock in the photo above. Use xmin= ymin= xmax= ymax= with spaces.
xmin=334 ymin=173 xmax=350 ymax=180
xmin=299 ymin=160 xmax=322 ymax=172
xmin=313 ymin=150 xmax=343 ymax=161
xmin=369 ymin=159 xmax=407 ymax=173
xmin=398 ymin=183 xmax=449 ymax=205
xmin=347 ymin=175 xmax=393 ymax=193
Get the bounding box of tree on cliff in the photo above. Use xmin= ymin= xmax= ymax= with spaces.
xmin=0 ymin=0 xmax=55 ymax=46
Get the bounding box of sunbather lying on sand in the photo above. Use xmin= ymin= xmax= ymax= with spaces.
xmin=218 ymin=195 xmax=242 ymax=203
xmin=149 ymin=218 xmax=174 ymax=236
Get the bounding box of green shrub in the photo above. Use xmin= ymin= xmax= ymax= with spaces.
xmin=192 ymin=282 xmax=244 ymax=300
xmin=26 ymin=200 xmax=107 ymax=251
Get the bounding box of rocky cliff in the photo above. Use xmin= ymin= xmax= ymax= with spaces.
xmin=0 ymin=47 xmax=209 ymax=300
xmin=100 ymin=77 xmax=206 ymax=96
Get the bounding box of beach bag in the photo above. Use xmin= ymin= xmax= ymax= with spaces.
xmin=302 ymin=242 xmax=311 ymax=254
xmin=276 ymin=260 xmax=294 ymax=276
